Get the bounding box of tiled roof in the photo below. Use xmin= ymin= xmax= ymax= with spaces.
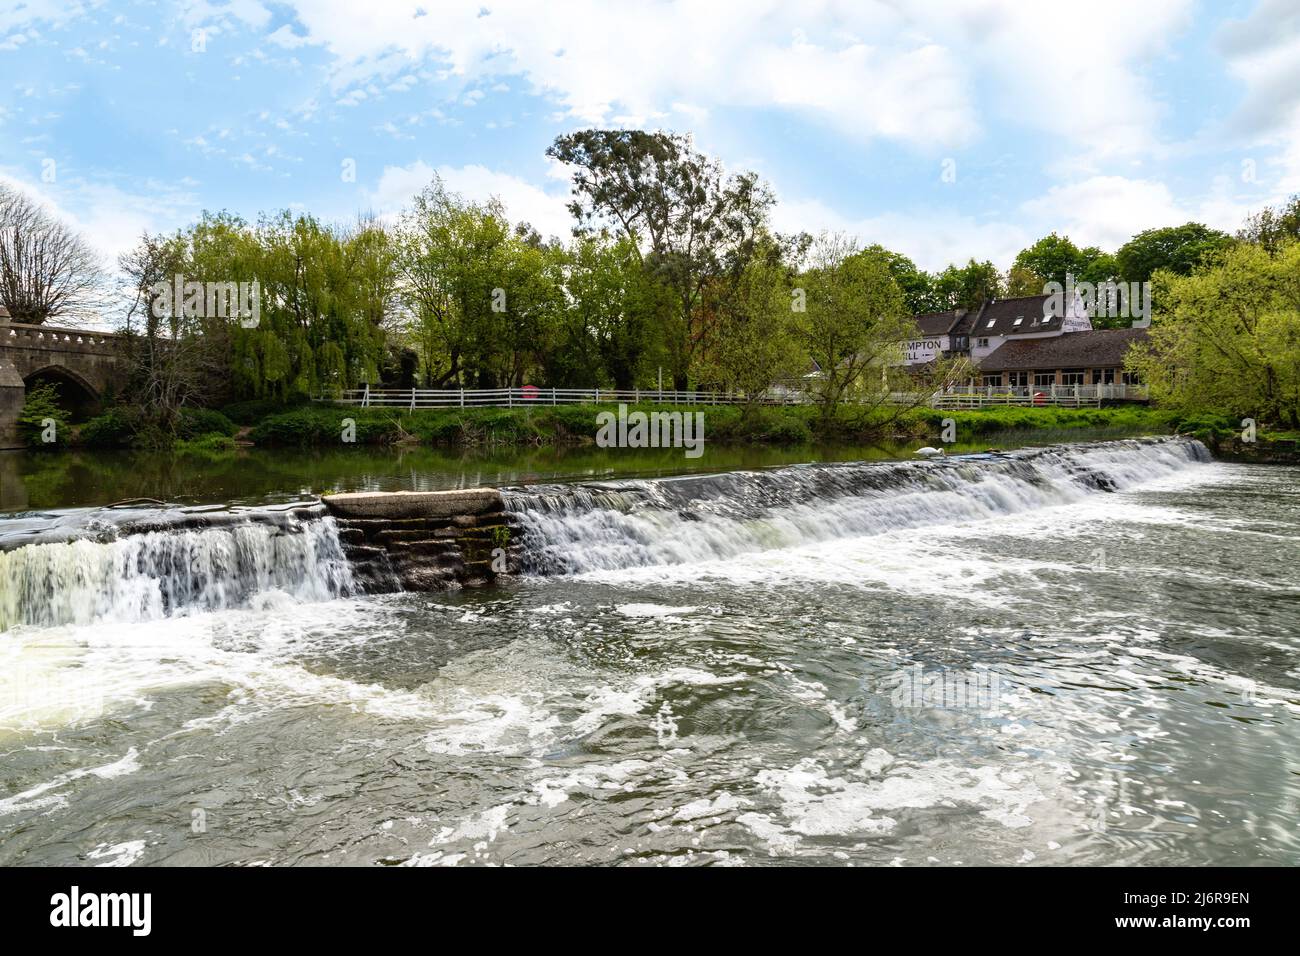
xmin=963 ymin=294 xmax=1065 ymax=336
xmin=911 ymin=309 xmax=968 ymax=337
xmin=978 ymin=328 xmax=1148 ymax=371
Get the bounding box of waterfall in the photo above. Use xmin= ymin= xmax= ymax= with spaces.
xmin=0 ymin=516 xmax=354 ymax=631
xmin=502 ymin=436 xmax=1212 ymax=574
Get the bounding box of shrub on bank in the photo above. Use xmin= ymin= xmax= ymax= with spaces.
xmin=18 ymin=383 xmax=71 ymax=448
xmin=220 ymin=396 xmax=310 ymax=426
xmin=177 ymin=407 xmax=238 ymax=439
xmin=78 ymin=408 xmax=139 ymax=448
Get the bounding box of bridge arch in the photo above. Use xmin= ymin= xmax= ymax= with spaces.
xmin=24 ymin=364 xmax=102 ymax=420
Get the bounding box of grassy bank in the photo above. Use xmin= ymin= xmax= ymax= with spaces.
xmin=240 ymin=402 xmax=1191 ymax=449
xmin=59 ymin=399 xmax=1230 ymax=451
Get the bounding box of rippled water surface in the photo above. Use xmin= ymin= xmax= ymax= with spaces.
xmin=0 ymin=438 xmax=1297 ymax=866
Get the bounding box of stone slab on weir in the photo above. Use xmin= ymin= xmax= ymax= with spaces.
xmin=322 ymin=488 xmax=504 ymax=520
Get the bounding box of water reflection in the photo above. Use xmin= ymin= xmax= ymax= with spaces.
xmin=0 ymin=426 xmax=1161 ymax=514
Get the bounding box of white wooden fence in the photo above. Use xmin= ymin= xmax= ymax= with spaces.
xmin=320 ymin=382 xmax=1148 ymax=411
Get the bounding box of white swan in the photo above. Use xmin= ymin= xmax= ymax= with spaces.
xmin=914 ymin=446 xmax=945 ymax=457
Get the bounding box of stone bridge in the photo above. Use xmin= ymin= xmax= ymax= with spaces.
xmin=0 ymin=319 xmax=129 ymax=449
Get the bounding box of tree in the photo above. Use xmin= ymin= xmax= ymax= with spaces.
xmin=17 ymin=382 xmax=69 ymax=447
xmin=548 ymin=129 xmax=775 ymax=389
xmin=795 ymin=234 xmax=913 ymax=426
xmin=699 ymin=237 xmax=801 ymax=406
xmin=118 ymin=229 xmax=229 ymax=440
xmin=0 ymin=183 xmax=102 ymax=325
xmin=1010 ymin=233 xmax=1117 ymax=292
xmin=550 ymin=235 xmax=663 ymax=389
xmin=932 ymin=258 xmax=1003 ymax=310
xmin=1127 ymin=241 xmax=1300 ymax=428
xmin=396 ymin=176 xmax=514 ymax=388
xmin=1238 ymin=195 xmax=1300 ymax=253
xmin=859 ymin=244 xmax=940 ymax=314
xmin=1116 ymin=223 xmax=1233 ymax=286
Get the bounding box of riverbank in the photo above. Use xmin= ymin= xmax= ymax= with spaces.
xmin=48 ymin=400 xmax=1196 ymax=453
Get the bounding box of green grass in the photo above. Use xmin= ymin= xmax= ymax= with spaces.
xmin=72 ymin=400 xmax=1222 ymax=451
xmin=247 ymin=402 xmax=826 ymax=448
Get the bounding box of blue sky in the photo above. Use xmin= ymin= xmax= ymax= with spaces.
xmin=2 ymin=0 xmax=1298 ymax=276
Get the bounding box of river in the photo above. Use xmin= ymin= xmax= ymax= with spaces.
xmin=0 ymin=435 xmax=1296 ymax=866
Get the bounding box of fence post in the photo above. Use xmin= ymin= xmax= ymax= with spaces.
xmin=508 ymin=388 xmax=513 ymax=408
xmin=362 ymin=383 xmax=370 ymax=408
xmin=595 ymin=387 xmax=600 ymax=405
xmin=459 ymin=388 xmax=464 ymax=408
xmin=410 ymin=386 xmax=416 ymax=411
xmin=552 ymin=387 xmax=556 ymax=406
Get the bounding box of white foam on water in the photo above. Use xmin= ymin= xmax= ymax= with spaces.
xmin=0 ymin=516 xmax=353 ymax=631
xmin=507 ymin=438 xmax=1213 ymax=578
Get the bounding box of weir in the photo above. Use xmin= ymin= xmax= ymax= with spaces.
xmin=321 ymin=488 xmax=525 ymax=591
xmin=0 ymin=436 xmax=1211 ymax=631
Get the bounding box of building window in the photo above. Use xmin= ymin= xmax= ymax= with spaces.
xmin=977 ymin=337 xmax=989 ymax=347
xmin=986 ymin=318 xmax=996 ymax=328
xmin=1061 ymin=368 xmax=1084 ymax=385
xmin=1008 ymin=371 xmax=1028 ymax=387
xmin=1012 ymin=317 xmax=1023 ymax=327
xmin=1092 ymin=368 xmax=1116 ymax=385
xmin=1034 ymin=370 xmax=1056 ymax=387
xmin=1121 ymin=371 xmax=1142 ymax=385
xmin=982 ymin=372 xmax=1002 ymax=387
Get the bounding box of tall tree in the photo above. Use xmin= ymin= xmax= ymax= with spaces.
xmin=396 ymin=177 xmax=513 ymax=387
xmin=1116 ymin=223 xmax=1233 ymax=285
xmin=0 ymin=184 xmax=102 ymax=325
xmin=548 ymin=129 xmax=775 ymax=389
xmin=1010 ymin=233 xmax=1117 ymax=292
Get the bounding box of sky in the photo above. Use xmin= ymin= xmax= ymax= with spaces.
xmin=2 ymin=0 xmax=1298 ymax=278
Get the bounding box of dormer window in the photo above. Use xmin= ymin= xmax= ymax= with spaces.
xmin=986 ymin=318 xmax=996 ymax=328
xmin=1012 ymin=317 xmax=1023 ymax=327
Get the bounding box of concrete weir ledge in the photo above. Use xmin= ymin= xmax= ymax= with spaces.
xmin=323 ymin=488 xmax=503 ymax=520
xmin=321 ymin=488 xmax=520 ymax=591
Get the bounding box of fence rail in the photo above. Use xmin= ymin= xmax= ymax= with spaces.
xmin=319 ymin=382 xmax=1148 ymax=411
xmin=931 ymin=383 xmax=1148 ymax=408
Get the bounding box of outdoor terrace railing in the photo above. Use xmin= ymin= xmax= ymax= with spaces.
xmin=931 ymin=384 xmax=1148 ymax=408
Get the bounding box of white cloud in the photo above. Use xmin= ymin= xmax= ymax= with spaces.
xmin=0 ymin=169 xmax=200 ymax=267
xmin=242 ymin=0 xmax=981 ymax=149
xmin=771 ymin=194 xmax=1029 ymax=273
xmin=1019 ymin=174 xmax=1257 ymax=252
xmin=1216 ymin=0 xmax=1300 ymax=198
xmin=242 ymin=0 xmax=1195 ymax=159
xmin=366 ymin=161 xmax=574 ymax=240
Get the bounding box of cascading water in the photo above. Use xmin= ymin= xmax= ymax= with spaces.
xmin=0 ymin=515 xmax=354 ymax=631
xmin=502 ymin=436 xmax=1213 ymax=574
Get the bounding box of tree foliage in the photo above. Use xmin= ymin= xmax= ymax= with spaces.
xmin=1115 ymin=223 xmax=1233 ymax=286
xmin=548 ymin=129 xmax=775 ymax=389
xmin=1127 ymin=241 xmax=1300 ymax=428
